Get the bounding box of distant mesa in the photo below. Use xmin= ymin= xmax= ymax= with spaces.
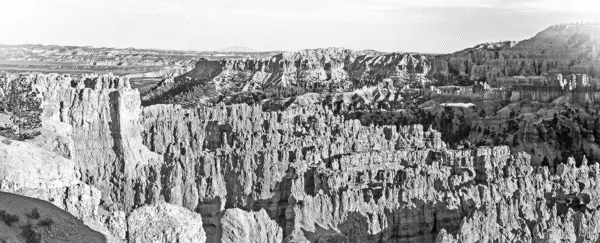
xmin=217 ymin=46 xmax=256 ymax=53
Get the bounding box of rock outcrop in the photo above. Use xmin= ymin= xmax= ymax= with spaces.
xmin=128 ymin=202 xmax=206 ymax=243
xmin=5 ymin=72 xmax=600 ymax=243
xmin=0 ymin=134 xmax=119 ymax=241
xmin=221 ymin=208 xmax=283 ymax=243
xmin=141 ymin=48 xmax=430 ymax=107
xmin=39 ymin=73 xmax=163 ymax=212
xmin=431 ymin=23 xmax=600 ymax=83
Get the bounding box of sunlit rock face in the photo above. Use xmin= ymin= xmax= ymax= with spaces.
xmin=220 ymin=208 xmax=283 ymax=243
xmin=431 ymin=23 xmax=600 ymax=83
xmin=4 ymin=72 xmax=600 ymax=243
xmin=39 ymin=73 xmax=163 ymax=213
xmin=140 ymin=48 xmax=431 ymax=106
xmin=128 ymin=202 xmax=207 ymax=243
xmin=138 ymin=99 xmax=600 ymax=242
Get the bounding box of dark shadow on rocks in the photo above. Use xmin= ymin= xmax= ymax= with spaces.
xmin=304 ymin=168 xmax=316 ymax=196
xmin=107 ymin=90 xmax=127 ymax=210
xmin=251 ymin=166 xmax=296 ymax=236
xmin=303 ymin=222 xmax=347 ymax=242
xmin=298 ymin=201 xmax=464 ymax=243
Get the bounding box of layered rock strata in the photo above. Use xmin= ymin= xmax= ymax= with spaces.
xmin=142 ymin=48 xmax=430 ymax=106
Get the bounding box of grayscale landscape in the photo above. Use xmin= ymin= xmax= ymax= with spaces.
xmin=0 ymin=0 xmax=599 ymax=242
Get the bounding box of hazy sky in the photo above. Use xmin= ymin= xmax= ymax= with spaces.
xmin=1 ymin=0 xmax=599 ymax=53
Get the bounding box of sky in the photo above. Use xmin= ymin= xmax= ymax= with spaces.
xmin=1 ymin=0 xmax=599 ymax=53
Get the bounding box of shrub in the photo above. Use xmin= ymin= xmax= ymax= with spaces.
xmin=3 ymin=75 xmax=42 ymax=140
xmin=0 ymin=210 xmax=20 ymax=226
xmin=26 ymin=208 xmax=40 ymax=220
xmin=20 ymin=224 xmax=41 ymax=243
xmin=37 ymin=218 xmax=53 ymax=227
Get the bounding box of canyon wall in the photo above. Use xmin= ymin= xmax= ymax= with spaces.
xmin=4 ymin=73 xmax=600 ymax=242
xmin=179 ymin=48 xmax=429 ymax=88
xmin=0 ymin=73 xmax=201 ymax=242
xmin=141 ymin=48 xmax=431 ymax=106
xmin=39 ymin=73 xmax=163 ymax=212
xmin=431 ymin=23 xmax=600 ymax=83
xmin=138 ymin=88 xmax=600 ymax=242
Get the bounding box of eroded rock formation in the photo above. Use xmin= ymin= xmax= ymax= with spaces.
xmin=128 ymin=202 xmax=206 ymax=243
xmin=431 ymin=23 xmax=600 ymax=83
xmin=220 ymin=208 xmax=282 ymax=243
xmin=141 ymin=48 xmax=430 ymax=107
xmin=3 ymin=72 xmax=600 ymax=243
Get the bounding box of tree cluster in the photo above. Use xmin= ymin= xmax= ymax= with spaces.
xmin=0 ymin=75 xmax=42 ymax=140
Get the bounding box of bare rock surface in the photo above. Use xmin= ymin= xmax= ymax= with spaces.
xmin=221 ymin=208 xmax=283 ymax=243
xmin=0 ymin=134 xmax=78 ymax=192
xmin=141 ymin=48 xmax=430 ymax=107
xmin=0 ymin=134 xmax=120 ymax=242
xmin=127 ymin=202 xmax=206 ymax=243
xmin=5 ymin=72 xmax=600 ymax=242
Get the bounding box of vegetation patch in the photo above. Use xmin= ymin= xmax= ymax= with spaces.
xmin=20 ymin=224 xmax=42 ymax=243
xmin=25 ymin=208 xmax=40 ymax=220
xmin=0 ymin=75 xmax=42 ymax=141
xmin=0 ymin=210 xmax=20 ymax=226
xmin=37 ymin=218 xmax=54 ymax=227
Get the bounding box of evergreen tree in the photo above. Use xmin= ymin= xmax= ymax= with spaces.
xmin=5 ymin=75 xmax=42 ymax=139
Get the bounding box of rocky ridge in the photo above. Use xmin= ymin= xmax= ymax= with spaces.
xmin=141 ymin=48 xmax=430 ymax=107
xmin=430 ymin=23 xmax=600 ymax=83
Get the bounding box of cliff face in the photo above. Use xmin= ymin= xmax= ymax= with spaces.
xmin=128 ymin=202 xmax=207 ymax=243
xmin=0 ymin=133 xmax=116 ymax=241
xmin=4 ymin=73 xmax=208 ymax=241
xmin=139 ymin=102 xmax=452 ymax=241
xmin=141 ymin=48 xmax=430 ymax=107
xmin=220 ymin=208 xmax=283 ymax=243
xmin=5 ymin=73 xmax=600 ymax=242
xmin=40 ymin=73 xmax=163 ymax=213
xmin=432 ymin=23 xmax=600 ymax=83
xmin=141 ymin=23 xmax=599 ymax=108
xmin=138 ymin=99 xmax=600 ymax=242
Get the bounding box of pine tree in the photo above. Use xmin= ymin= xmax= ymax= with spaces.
xmin=6 ymin=75 xmax=42 ymax=140
xmin=0 ymin=79 xmax=7 ymax=113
